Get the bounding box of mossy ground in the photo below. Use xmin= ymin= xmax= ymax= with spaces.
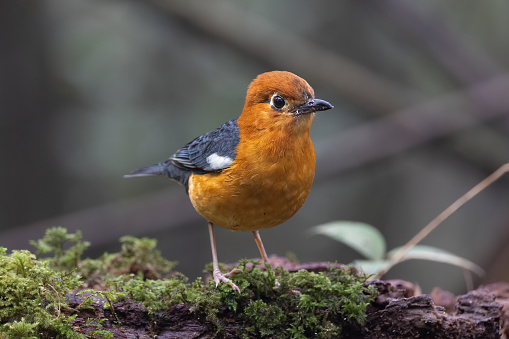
xmin=0 ymin=227 xmax=375 ymax=338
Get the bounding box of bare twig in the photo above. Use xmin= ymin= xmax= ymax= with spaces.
xmin=48 ymin=283 xmax=61 ymax=321
xmin=374 ymin=163 xmax=509 ymax=279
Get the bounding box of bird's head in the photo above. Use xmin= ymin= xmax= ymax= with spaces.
xmin=241 ymin=71 xmax=333 ymax=131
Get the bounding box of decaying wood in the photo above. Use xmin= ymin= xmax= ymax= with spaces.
xmin=362 ymin=281 xmax=503 ymax=339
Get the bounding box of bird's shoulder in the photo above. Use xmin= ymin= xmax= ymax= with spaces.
xmin=170 ymin=118 xmax=240 ymax=173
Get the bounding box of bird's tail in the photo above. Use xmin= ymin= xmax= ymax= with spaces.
xmin=124 ymin=162 xmax=167 ymax=178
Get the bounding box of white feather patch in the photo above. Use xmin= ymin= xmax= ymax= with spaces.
xmin=206 ymin=153 xmax=233 ymax=170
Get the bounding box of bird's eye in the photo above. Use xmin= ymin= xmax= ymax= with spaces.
xmin=271 ymin=95 xmax=285 ymax=109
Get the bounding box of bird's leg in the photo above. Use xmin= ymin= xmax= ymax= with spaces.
xmin=208 ymin=222 xmax=241 ymax=292
xmin=252 ymin=231 xmax=280 ymax=287
xmin=252 ymin=230 xmax=271 ymax=265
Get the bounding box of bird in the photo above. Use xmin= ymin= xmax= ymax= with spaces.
xmin=125 ymin=71 xmax=333 ymax=292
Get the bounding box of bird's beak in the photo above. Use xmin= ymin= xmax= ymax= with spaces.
xmin=291 ymin=98 xmax=333 ymax=115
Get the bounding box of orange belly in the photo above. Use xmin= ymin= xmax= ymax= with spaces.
xmin=188 ymin=151 xmax=315 ymax=232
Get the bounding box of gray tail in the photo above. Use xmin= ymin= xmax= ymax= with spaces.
xmin=124 ymin=163 xmax=167 ymax=178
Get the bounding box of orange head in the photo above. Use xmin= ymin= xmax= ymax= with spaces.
xmin=239 ymin=71 xmax=332 ymax=136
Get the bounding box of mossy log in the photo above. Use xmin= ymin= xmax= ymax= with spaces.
xmin=3 ymin=229 xmax=506 ymax=338
xmin=65 ymin=263 xmax=507 ymax=339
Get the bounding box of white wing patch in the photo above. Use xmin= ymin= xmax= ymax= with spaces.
xmin=206 ymin=153 xmax=233 ymax=170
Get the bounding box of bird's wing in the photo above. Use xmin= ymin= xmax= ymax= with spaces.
xmin=170 ymin=118 xmax=240 ymax=173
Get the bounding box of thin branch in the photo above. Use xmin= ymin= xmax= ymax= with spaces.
xmin=374 ymin=162 xmax=509 ymax=279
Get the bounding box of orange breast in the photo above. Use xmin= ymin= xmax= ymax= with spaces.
xmin=188 ymin=114 xmax=316 ymax=232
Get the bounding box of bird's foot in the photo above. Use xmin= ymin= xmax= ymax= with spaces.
xmin=213 ymin=267 xmax=242 ymax=292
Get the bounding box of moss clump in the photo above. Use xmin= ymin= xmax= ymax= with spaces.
xmin=30 ymin=226 xmax=89 ymax=273
xmin=0 ymin=246 xmax=83 ymax=338
xmin=79 ymin=235 xmax=178 ymax=286
xmin=110 ymin=272 xmax=190 ymax=310
xmin=190 ymin=260 xmax=375 ymax=338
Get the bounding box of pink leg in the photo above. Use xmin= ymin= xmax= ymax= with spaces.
xmin=252 ymin=231 xmax=280 ymax=287
xmin=208 ymin=222 xmax=241 ymax=292
xmin=252 ymin=230 xmax=271 ymax=265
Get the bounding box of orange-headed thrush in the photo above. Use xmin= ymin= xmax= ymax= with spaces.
xmin=125 ymin=71 xmax=333 ymax=291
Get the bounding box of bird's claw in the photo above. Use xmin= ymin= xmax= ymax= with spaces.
xmin=213 ymin=268 xmax=242 ymax=292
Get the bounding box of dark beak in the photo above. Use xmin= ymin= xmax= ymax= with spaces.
xmin=291 ymin=98 xmax=333 ymax=115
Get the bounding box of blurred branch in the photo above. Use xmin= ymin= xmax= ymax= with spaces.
xmin=151 ymin=0 xmax=422 ymax=113
xmin=370 ymin=0 xmax=509 ymax=167
xmin=373 ymin=0 xmax=503 ymax=85
xmin=1 ymin=188 xmax=200 ymax=251
xmin=316 ymin=73 xmax=509 ymax=178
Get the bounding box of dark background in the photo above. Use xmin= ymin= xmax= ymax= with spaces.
xmin=2 ymin=0 xmax=509 ymax=294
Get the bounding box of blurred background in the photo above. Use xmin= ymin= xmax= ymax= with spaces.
xmin=1 ymin=0 xmax=508 ymax=294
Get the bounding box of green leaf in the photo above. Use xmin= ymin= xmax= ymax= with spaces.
xmin=310 ymin=221 xmax=386 ymax=260
xmin=387 ymin=245 xmax=485 ymax=277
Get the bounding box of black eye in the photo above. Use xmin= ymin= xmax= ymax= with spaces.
xmin=271 ymin=95 xmax=285 ymax=109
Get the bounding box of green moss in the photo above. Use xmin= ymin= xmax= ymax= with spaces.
xmin=1 ymin=228 xmax=375 ymax=338
xmin=79 ymin=235 xmax=177 ymax=285
xmin=243 ymin=300 xmax=287 ymax=337
xmin=0 ymin=318 xmax=38 ymax=339
xmin=103 ymin=259 xmax=374 ymax=338
xmin=190 ymin=260 xmax=375 ymax=338
xmin=110 ymin=272 xmax=189 ymax=310
xmin=0 ymin=246 xmax=83 ymax=338
xmin=30 ymin=226 xmax=89 ymax=273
